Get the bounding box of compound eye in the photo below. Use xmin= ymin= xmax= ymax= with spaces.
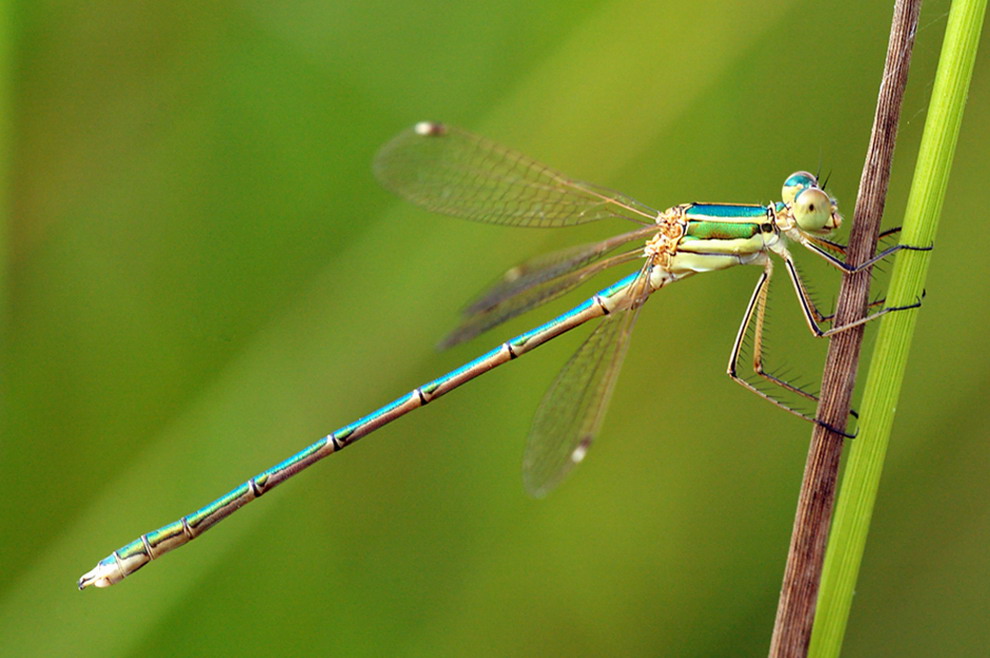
xmin=793 ymin=188 xmax=833 ymax=232
xmin=782 ymin=171 xmax=818 ymax=204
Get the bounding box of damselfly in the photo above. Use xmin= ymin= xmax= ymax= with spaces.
xmin=79 ymin=121 xmax=918 ymax=589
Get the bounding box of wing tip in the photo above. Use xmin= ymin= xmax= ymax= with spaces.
xmin=414 ymin=121 xmax=447 ymax=137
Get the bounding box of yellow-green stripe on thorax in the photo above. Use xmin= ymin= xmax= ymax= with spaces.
xmin=666 ymin=202 xmax=777 ymax=276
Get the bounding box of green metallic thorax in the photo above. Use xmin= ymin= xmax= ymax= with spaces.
xmin=672 ymin=203 xmax=776 ymax=272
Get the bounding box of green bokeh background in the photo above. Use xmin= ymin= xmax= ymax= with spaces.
xmin=2 ymin=1 xmax=987 ymax=655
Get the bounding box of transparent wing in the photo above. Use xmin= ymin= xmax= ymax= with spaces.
xmin=522 ymin=267 xmax=652 ymax=497
xmin=463 ymin=225 xmax=658 ymax=317
xmin=374 ymin=122 xmax=658 ymax=228
xmin=440 ymin=247 xmax=643 ymax=349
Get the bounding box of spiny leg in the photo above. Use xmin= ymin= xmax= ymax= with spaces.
xmin=727 ymin=258 xmax=822 ymax=422
xmin=729 ymin=246 xmax=923 ymax=435
xmin=816 ymin=295 xmax=899 ymax=326
xmin=799 ymin=231 xmax=932 ymax=275
xmin=801 ymin=228 xmax=927 ymax=325
xmin=779 ymin=247 xmax=923 ymax=339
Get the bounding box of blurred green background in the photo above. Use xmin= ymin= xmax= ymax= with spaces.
xmin=2 ymin=0 xmax=987 ymax=655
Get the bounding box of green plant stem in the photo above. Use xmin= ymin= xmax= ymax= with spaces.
xmin=768 ymin=2 xmax=923 ymax=656
xmin=810 ymin=1 xmax=988 ymax=656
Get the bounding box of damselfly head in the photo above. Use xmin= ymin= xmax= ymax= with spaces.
xmin=781 ymin=171 xmax=819 ymax=205
xmin=781 ymin=171 xmax=841 ymax=234
xmin=793 ymin=188 xmax=841 ymax=233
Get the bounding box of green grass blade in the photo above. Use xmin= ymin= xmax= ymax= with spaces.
xmin=810 ymin=1 xmax=988 ymax=655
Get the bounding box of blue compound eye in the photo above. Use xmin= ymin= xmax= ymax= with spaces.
xmin=782 ymin=171 xmax=818 ymax=205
